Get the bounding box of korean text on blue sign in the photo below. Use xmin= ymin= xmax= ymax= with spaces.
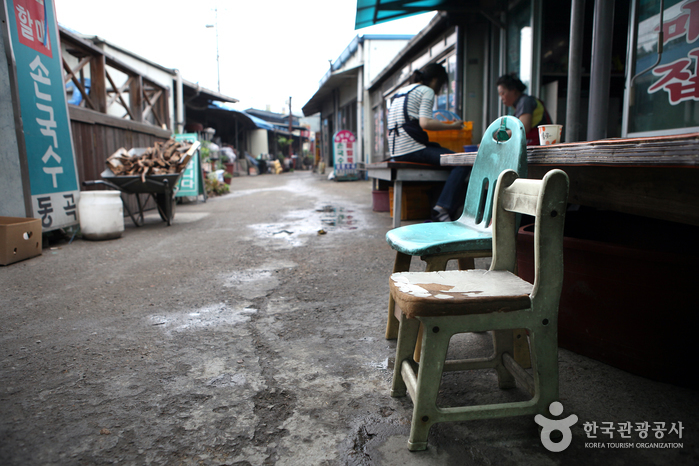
xmin=6 ymin=0 xmax=80 ymax=230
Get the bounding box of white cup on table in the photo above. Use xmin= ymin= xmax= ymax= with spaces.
xmin=538 ymin=125 xmax=563 ymax=145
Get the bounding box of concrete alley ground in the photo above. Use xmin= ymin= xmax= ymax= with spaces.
xmin=1 ymin=171 xmax=697 ymax=465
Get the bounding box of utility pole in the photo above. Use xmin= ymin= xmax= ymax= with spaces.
xmin=288 ymin=96 xmax=293 ymax=159
xmin=206 ymin=8 xmax=220 ymax=93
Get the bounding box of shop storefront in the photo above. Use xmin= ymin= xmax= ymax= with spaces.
xmin=361 ymin=0 xmax=699 ymax=384
xmin=364 ymin=1 xmax=697 ymax=224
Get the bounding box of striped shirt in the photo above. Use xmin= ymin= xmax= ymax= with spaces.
xmin=387 ymin=84 xmax=435 ymax=157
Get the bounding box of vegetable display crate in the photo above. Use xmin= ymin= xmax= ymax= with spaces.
xmin=426 ymin=121 xmax=473 ymax=152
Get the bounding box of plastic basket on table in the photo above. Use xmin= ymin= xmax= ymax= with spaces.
xmin=426 ymin=119 xmax=473 ymax=152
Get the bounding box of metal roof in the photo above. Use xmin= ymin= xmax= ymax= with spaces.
xmin=244 ymin=108 xmax=305 ymax=130
xmin=301 ymin=66 xmax=362 ymax=117
xmin=182 ymin=80 xmax=239 ymax=104
xmin=209 ymin=102 xmax=274 ymax=130
xmin=354 ymin=0 xmax=462 ymax=29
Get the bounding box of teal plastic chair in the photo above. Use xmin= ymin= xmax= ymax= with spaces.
xmin=389 ymin=168 xmax=570 ymax=451
xmin=384 ymin=116 xmax=527 ymax=340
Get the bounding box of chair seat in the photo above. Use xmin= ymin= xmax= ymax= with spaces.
xmin=390 ymin=269 xmax=533 ymax=318
xmin=385 ymin=221 xmax=492 ymax=257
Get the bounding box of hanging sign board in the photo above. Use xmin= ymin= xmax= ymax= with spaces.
xmin=3 ymin=0 xmax=80 ymax=230
xmin=626 ymin=0 xmax=699 ymax=135
xmin=175 ymin=133 xmax=206 ymax=199
xmin=332 ymin=130 xmax=359 ymax=181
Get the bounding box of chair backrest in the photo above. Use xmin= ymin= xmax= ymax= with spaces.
xmin=490 ymin=169 xmax=569 ymax=303
xmin=459 ymin=116 xmax=527 ymax=228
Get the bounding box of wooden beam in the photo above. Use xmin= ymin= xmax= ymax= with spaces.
xmin=163 ymin=86 xmax=171 ymax=130
xmin=142 ymin=88 xmax=163 ymax=127
xmin=106 ymin=71 xmax=134 ymax=120
xmin=62 ymin=58 xmax=96 ymax=110
xmin=62 ymin=56 xmax=90 ymax=84
xmin=90 ymin=54 xmax=107 ymax=113
xmin=526 ymin=134 xmax=699 ymax=167
xmin=129 ymin=75 xmax=143 ymax=123
xmin=68 ymin=106 xmax=171 ymax=138
xmin=106 ymin=75 xmax=131 ymax=108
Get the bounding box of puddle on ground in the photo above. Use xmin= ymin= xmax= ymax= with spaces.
xmin=248 ymin=204 xmax=362 ymax=249
xmin=367 ymin=358 xmax=389 ymax=371
xmin=317 ymin=205 xmax=358 ymax=230
xmin=149 ymin=303 xmax=257 ymax=334
xmin=206 ymin=373 xmax=247 ymax=387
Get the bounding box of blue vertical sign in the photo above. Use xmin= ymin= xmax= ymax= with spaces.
xmin=4 ymin=0 xmax=80 ymax=230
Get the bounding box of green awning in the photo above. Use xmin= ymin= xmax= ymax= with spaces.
xmin=354 ymin=0 xmax=457 ymax=29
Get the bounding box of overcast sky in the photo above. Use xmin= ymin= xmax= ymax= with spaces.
xmin=54 ymin=1 xmax=435 ymax=115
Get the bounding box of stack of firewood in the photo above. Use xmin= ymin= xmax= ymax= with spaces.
xmin=105 ymin=139 xmax=198 ymax=181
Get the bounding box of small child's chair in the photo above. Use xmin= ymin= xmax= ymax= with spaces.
xmin=384 ymin=116 xmax=528 ymax=340
xmin=389 ymin=168 xmax=569 ymax=451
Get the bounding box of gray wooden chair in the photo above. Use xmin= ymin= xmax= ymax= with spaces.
xmin=388 ymin=168 xmax=569 ymax=451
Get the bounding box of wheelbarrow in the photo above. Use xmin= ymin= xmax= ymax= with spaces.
xmin=83 ymin=170 xmax=182 ymax=226
xmin=83 ymin=168 xmax=182 ymax=227
xmin=82 ymin=141 xmax=200 ymax=227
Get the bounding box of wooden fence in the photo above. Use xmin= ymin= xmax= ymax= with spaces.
xmin=70 ymin=107 xmax=171 ymax=216
xmin=61 ymin=28 xmax=173 ymax=217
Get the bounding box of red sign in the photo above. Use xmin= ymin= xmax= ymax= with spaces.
xmin=13 ymin=0 xmax=52 ymax=58
xmin=649 ymin=0 xmax=699 ymax=105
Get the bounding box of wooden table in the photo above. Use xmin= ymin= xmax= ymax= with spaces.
xmin=441 ymin=133 xmax=699 ymax=227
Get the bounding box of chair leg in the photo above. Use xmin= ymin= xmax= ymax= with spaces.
xmin=391 ymin=312 xmax=421 ymax=398
xmin=529 ymin=324 xmax=560 ymax=414
xmin=407 ymin=319 xmax=450 ymax=451
xmin=492 ymin=329 xmax=517 ymax=389
xmin=513 ymin=329 xmax=532 ymax=369
xmin=511 ymin=261 xmax=532 ymax=369
xmin=457 ymin=256 xmax=475 ymax=270
xmin=411 ymin=256 xmax=452 ymax=362
xmin=386 ymin=252 xmax=412 ymax=339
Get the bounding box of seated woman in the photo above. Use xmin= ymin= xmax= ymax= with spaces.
xmin=387 ymin=63 xmax=469 ymax=222
xmin=496 ymin=74 xmax=553 ymax=145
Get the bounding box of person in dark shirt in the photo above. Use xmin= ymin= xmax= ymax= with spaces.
xmin=496 ymin=74 xmax=553 ymax=145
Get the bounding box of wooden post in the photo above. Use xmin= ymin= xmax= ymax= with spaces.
xmin=130 ymin=75 xmax=143 ymax=122
xmin=90 ymin=54 xmax=107 ymax=113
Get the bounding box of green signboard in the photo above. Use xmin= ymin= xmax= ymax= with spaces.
xmin=3 ymin=0 xmax=80 ymax=230
xmin=175 ymin=133 xmax=206 ymax=199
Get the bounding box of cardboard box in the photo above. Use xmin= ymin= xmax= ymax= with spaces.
xmin=0 ymin=217 xmax=43 ymax=266
xmin=388 ymin=183 xmax=440 ymax=220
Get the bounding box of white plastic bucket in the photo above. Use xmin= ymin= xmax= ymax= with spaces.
xmin=78 ymin=191 xmax=124 ymax=240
